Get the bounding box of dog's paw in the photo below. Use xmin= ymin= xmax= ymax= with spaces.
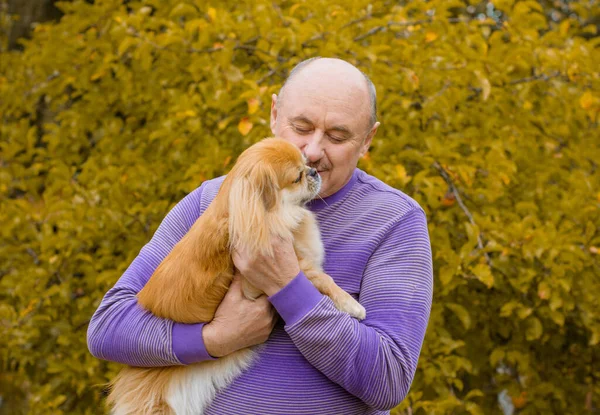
xmin=333 ymin=292 xmax=366 ymax=320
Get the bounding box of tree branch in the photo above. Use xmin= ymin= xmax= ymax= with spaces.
xmin=354 ymin=16 xmax=493 ymax=43
xmin=433 ymin=161 xmax=492 ymax=266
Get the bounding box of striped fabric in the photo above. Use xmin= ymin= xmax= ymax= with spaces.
xmin=87 ymin=168 xmax=433 ymax=414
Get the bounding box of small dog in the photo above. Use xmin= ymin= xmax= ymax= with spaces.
xmin=107 ymin=137 xmax=366 ymax=415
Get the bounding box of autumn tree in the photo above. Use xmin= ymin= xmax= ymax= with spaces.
xmin=0 ymin=0 xmax=598 ymax=413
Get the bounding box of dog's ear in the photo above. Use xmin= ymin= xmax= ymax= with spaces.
xmin=251 ymin=162 xmax=279 ymax=211
xmin=228 ymin=162 xmax=280 ymax=254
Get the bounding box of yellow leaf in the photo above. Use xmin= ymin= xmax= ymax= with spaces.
xmin=396 ymin=164 xmax=407 ymax=179
xmin=525 ymin=317 xmax=543 ymax=341
xmin=238 ymin=117 xmax=253 ymax=136
xmin=19 ymin=299 xmax=37 ymax=318
xmin=580 ymin=91 xmax=593 ymax=109
xmin=439 ymin=265 xmax=456 ymax=286
xmin=247 ymin=98 xmax=259 ymax=114
xmin=472 ymin=263 xmax=494 ymax=288
xmin=446 ymin=303 xmax=471 ymax=330
xmin=425 ymin=32 xmax=438 ymax=43
xmin=207 ymin=7 xmax=217 ymax=22
xmin=175 ymin=110 xmax=197 ymax=119
xmin=512 ymin=392 xmax=528 ymax=409
xmin=407 ymin=70 xmax=419 ymax=89
xmin=523 ymin=101 xmax=532 ymax=110
xmin=90 ymin=70 xmax=105 ymax=81
xmin=395 ymin=164 xmax=411 ymax=186
xmin=289 ymin=4 xmax=302 ymax=16
xmin=441 ymin=191 xmax=456 ymax=207
xmin=481 ymin=77 xmax=491 ymax=101
xmin=559 ymin=20 xmax=570 ymax=36
xmin=590 ymin=246 xmax=599 ymax=255
xmin=118 ymin=37 xmax=138 ymax=57
xmin=537 ymin=281 xmax=551 ymax=299
xmin=567 ymin=64 xmax=579 ymax=81
xmin=218 ymin=117 xmax=231 ymax=130
xmin=474 ymin=70 xmax=491 ymax=101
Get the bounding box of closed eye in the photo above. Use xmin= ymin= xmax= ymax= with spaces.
xmin=327 ymin=133 xmax=346 ymax=142
xmin=293 ymin=171 xmax=303 ymax=183
xmin=292 ymin=124 xmax=313 ymax=135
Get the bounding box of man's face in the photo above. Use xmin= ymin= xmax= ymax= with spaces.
xmin=270 ymin=77 xmax=378 ymax=198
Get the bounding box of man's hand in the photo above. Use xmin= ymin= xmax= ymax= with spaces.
xmin=232 ymin=236 xmax=300 ymax=297
xmin=202 ymin=275 xmax=278 ymax=357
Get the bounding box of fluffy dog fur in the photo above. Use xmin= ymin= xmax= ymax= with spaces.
xmin=107 ymin=137 xmax=366 ymax=415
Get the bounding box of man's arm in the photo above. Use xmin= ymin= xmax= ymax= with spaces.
xmin=87 ymin=185 xmax=216 ymax=366
xmin=268 ymin=208 xmax=433 ymax=410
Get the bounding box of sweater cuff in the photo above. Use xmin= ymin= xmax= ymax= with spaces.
xmin=268 ymin=271 xmax=324 ymax=326
xmin=172 ymin=322 xmax=217 ymax=364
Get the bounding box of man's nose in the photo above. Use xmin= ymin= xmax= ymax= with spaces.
xmin=302 ymin=135 xmax=324 ymax=163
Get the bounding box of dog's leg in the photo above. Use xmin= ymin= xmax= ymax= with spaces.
xmin=293 ymin=213 xmax=366 ymax=320
xmin=299 ymin=260 xmax=366 ymax=320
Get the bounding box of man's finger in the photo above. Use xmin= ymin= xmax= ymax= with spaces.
xmin=228 ymin=275 xmax=243 ymax=293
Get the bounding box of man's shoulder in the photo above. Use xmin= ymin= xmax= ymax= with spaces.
xmin=180 ymin=176 xmax=226 ymax=217
xmin=351 ymin=169 xmax=423 ymax=221
xmin=199 ymin=175 xmax=226 ymax=202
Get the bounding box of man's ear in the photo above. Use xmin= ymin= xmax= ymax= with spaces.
xmin=270 ymin=93 xmax=278 ymax=135
xmin=359 ymin=121 xmax=380 ymax=158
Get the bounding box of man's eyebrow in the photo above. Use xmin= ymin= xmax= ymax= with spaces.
xmin=289 ymin=116 xmax=352 ymax=136
xmin=328 ymin=125 xmax=352 ymax=135
xmin=289 ymin=115 xmax=313 ymax=124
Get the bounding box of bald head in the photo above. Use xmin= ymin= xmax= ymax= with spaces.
xmin=277 ymin=58 xmax=377 ymax=129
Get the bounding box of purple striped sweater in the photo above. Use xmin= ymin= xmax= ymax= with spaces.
xmin=87 ymin=168 xmax=433 ymax=414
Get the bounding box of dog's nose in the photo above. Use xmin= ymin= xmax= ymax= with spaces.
xmin=308 ymin=168 xmax=318 ymax=177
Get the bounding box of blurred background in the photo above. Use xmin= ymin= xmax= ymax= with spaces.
xmin=0 ymin=0 xmax=598 ymax=414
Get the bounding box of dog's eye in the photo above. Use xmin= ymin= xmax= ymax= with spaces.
xmin=293 ymin=171 xmax=303 ymax=183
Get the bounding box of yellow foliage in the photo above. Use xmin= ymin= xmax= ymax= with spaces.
xmin=0 ymin=0 xmax=599 ymax=414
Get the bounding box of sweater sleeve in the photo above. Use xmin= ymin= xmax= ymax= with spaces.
xmin=87 ymin=184 xmax=216 ymax=366
xmin=269 ymin=208 xmax=433 ymax=410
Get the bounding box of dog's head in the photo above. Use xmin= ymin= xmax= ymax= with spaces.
xmin=226 ymin=137 xmax=321 ymax=253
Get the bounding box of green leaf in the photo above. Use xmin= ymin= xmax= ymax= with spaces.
xmin=526 ymin=317 xmax=543 ymax=341
xmin=471 ymin=263 xmax=494 ymax=288
xmin=446 ymin=303 xmax=472 ymax=329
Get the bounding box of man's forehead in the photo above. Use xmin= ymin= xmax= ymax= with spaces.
xmin=281 ymin=81 xmax=370 ymax=126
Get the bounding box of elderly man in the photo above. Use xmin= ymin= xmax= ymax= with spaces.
xmin=88 ymin=57 xmax=433 ymax=414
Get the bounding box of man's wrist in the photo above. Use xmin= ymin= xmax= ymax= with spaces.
xmin=263 ymin=280 xmax=289 ymax=297
xmin=263 ymin=267 xmax=300 ymax=297
xmin=268 ymin=271 xmax=323 ymax=325
xmin=172 ymin=322 xmax=217 ymax=364
xmin=202 ymin=323 xmax=225 ymax=358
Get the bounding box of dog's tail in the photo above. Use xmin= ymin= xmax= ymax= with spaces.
xmin=107 ymin=366 xmax=179 ymax=415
